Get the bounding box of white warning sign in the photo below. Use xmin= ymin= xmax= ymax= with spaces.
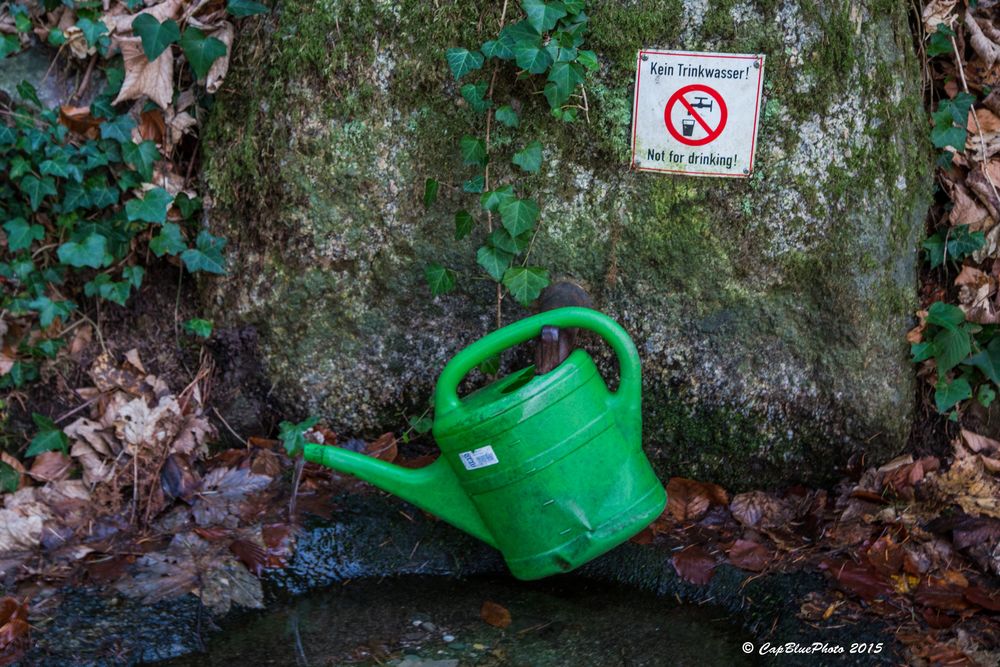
xmin=630 ymin=50 xmax=765 ymax=178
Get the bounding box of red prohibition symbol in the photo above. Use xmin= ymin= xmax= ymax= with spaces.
xmin=664 ymin=84 xmax=728 ymax=147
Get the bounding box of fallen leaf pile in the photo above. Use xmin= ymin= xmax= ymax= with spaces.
xmin=633 ymin=432 xmax=1000 ymax=665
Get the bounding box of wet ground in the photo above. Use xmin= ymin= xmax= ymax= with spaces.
xmin=163 ymin=575 xmax=757 ymax=667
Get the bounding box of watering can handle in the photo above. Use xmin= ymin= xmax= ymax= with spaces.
xmin=434 ymin=306 xmax=641 ymax=416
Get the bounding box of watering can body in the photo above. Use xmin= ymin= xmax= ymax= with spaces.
xmin=303 ymin=307 xmax=666 ymax=580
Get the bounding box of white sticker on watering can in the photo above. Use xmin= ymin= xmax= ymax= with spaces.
xmin=459 ymin=445 xmax=499 ymax=471
xmin=630 ymin=50 xmax=765 ymax=178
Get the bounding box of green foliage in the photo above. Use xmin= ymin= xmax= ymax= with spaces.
xmin=425 ymin=1 xmax=598 ymax=312
xmin=912 ymin=302 xmax=1000 ymax=415
xmin=180 ymin=27 xmax=228 ymax=79
xmin=511 ymin=141 xmax=543 ymax=173
xmin=423 ymin=178 xmax=438 ymax=208
xmin=922 ymin=224 xmax=985 ymax=268
xmin=425 ymin=262 xmax=457 ymax=295
xmin=930 ymin=92 xmax=975 ymax=152
xmin=132 ymin=14 xmax=180 ymax=61
xmin=184 ymin=318 xmax=214 ymax=338
xmin=927 ymin=23 xmax=954 ymax=58
xmin=279 ymin=416 xmax=319 ymax=457
xmin=0 ymin=460 xmax=18 ymax=493
xmin=226 ymin=0 xmax=271 ymax=17
xmin=0 ymin=91 xmax=226 ymax=390
xmin=26 ymin=413 xmax=68 ymax=457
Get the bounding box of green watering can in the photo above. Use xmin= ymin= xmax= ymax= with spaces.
xmin=303 ymin=307 xmax=667 ymax=580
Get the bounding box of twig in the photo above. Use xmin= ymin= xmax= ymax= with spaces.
xmin=54 ymin=396 xmax=99 ymax=424
xmin=77 ymin=313 xmax=109 ymax=357
xmin=288 ymin=455 xmax=305 ymax=518
xmin=483 ymin=0 xmax=510 ymax=330
xmin=72 ymin=54 xmax=98 ymax=102
xmin=212 ymin=406 xmax=244 ymax=444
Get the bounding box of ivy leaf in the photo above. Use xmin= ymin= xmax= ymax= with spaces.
xmin=181 ymin=230 xmax=227 ymax=274
xmin=934 ymin=376 xmax=972 ymax=413
xmin=445 ymin=48 xmax=484 ymax=80
xmin=576 ymin=49 xmax=599 ymax=71
xmin=226 ymin=0 xmax=270 ymax=17
xmin=499 ymin=198 xmax=540 ymax=236
xmin=563 ymin=0 xmax=585 ymax=15
xmin=927 ymin=23 xmax=954 ymax=57
xmin=910 ymin=341 xmax=934 ymax=363
xmin=24 ymin=412 xmax=69 ymax=456
xmin=478 ymin=354 xmax=501 ymax=375
xmin=547 ymin=61 xmax=584 ymax=101
xmin=502 ymin=21 xmax=542 ymax=47
xmin=460 ymin=82 xmax=492 ymax=113
xmin=122 ymin=140 xmax=161 ymax=180
xmin=460 ymin=135 xmax=487 ymax=166
xmin=132 ymin=14 xmax=180 ymax=62
xmin=514 ymin=44 xmax=553 ymax=74
xmin=4 ymin=217 xmax=44 ymax=251
xmin=76 ymin=17 xmax=108 ymax=47
xmin=503 ymin=266 xmax=549 ymax=306
xmin=26 ymin=296 xmax=75 ymax=327
xmin=26 ymin=413 xmax=68 ymax=457
xmin=125 ymin=187 xmax=174 ymax=224
xmin=512 ymin=140 xmax=543 ymax=173
xmin=175 ymin=193 xmax=202 ymax=219
xmin=180 ymin=27 xmax=228 ymax=79
xmin=523 ymin=0 xmax=568 ymax=33
xmin=947 ymin=224 xmax=985 ymax=259
xmin=423 ymin=178 xmax=438 ymax=208
xmin=495 ymin=105 xmax=519 ymax=128
xmin=15 ymin=81 xmax=42 ymax=108
xmin=85 ymin=274 xmax=132 ymax=305
xmin=100 ymin=115 xmax=137 ymax=143
xmin=0 ymin=34 xmax=20 ymax=59
xmin=455 ymin=210 xmax=475 ymax=240
xmin=425 ymin=262 xmax=457 ymax=295
xmin=462 ymin=174 xmax=485 ymax=193
xmin=922 ymin=233 xmax=945 ymax=268
xmin=481 ymin=39 xmax=514 ymax=60
xmin=184 ymin=318 xmax=214 ymax=338
xmin=488 ymin=227 xmax=532 ymax=254
xmin=480 ymin=185 xmax=515 ymax=212
xmin=0 ymin=460 xmax=18 ymax=493
xmin=150 ymin=222 xmax=187 ymax=257
xmin=477 ymin=245 xmax=513 ymax=282
xmin=19 ymin=175 xmax=57 ymax=211
xmin=931 ymin=122 xmax=967 ymax=152
xmin=58 ymin=233 xmax=108 ymax=268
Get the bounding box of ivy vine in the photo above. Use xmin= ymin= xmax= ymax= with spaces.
xmin=424 ymin=0 xmax=598 ymax=326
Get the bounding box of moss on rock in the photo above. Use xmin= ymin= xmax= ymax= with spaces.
xmin=202 ymin=0 xmax=931 ymax=489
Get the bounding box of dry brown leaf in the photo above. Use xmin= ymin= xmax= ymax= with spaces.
xmin=730 ymin=491 xmax=791 ymax=529
xmin=68 ymin=324 xmax=92 ymax=357
xmin=480 ymin=600 xmax=512 ymax=628
xmin=967 ymin=11 xmax=1000 ymax=70
xmin=727 ymin=539 xmax=771 ymax=572
xmin=961 ymin=429 xmax=1000 ymax=455
xmin=114 ymin=37 xmax=173 ymax=110
xmin=671 ymin=544 xmax=716 ymax=585
xmin=923 ymin=0 xmax=958 ymax=32
xmin=205 ymin=21 xmax=233 ymax=94
xmin=948 ymin=184 xmax=992 ymax=231
xmin=931 ymin=455 xmax=1000 ymax=519
xmin=666 ymin=477 xmax=728 ymax=522
xmin=363 ymin=432 xmax=397 ymax=463
xmin=27 ymin=452 xmax=72 ymax=483
xmin=0 ymin=489 xmax=51 ymax=555
xmin=124 ymin=348 xmax=146 ymax=374
xmin=114 ymin=395 xmax=185 ymax=454
xmin=966 ymin=161 xmax=1000 ymax=223
xmin=58 ymin=105 xmax=101 ymax=139
xmin=165 ymin=109 xmax=197 ymax=150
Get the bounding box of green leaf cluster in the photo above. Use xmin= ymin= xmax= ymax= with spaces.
xmin=426 ymin=2 xmax=596 ymax=307
xmin=922 ymin=224 xmax=985 ymax=269
xmin=278 ymin=416 xmax=319 ymax=458
xmin=930 ymin=92 xmax=975 ymax=153
xmin=911 ymin=301 xmax=1000 ymax=414
xmin=0 ymin=91 xmax=221 ymax=390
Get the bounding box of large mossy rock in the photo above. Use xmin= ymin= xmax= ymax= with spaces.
xmin=203 ymin=0 xmax=931 ymax=489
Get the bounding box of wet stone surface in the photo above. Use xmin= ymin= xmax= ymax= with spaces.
xmin=163 ymin=575 xmax=758 ymax=667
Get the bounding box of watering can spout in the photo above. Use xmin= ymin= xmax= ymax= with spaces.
xmin=302 ymin=443 xmax=497 ymax=548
